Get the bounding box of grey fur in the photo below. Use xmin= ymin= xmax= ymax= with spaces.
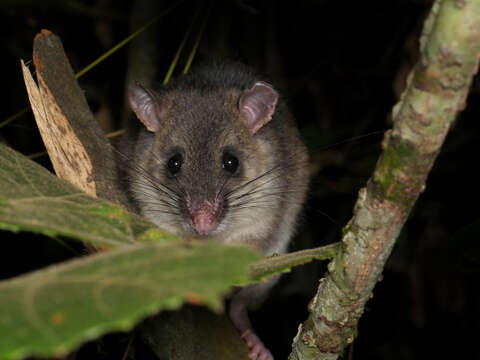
xmin=120 ymin=61 xmax=308 ymax=358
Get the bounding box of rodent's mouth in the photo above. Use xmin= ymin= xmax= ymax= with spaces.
xmin=181 ymin=217 xmax=227 ymax=238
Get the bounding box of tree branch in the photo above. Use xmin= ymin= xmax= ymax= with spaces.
xmin=250 ymin=243 xmax=340 ymax=281
xmin=289 ymin=1 xmax=480 ymax=358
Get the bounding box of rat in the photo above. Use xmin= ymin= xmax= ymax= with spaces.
xmin=120 ymin=60 xmax=309 ymax=360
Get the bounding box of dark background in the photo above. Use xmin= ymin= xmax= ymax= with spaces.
xmin=0 ymin=0 xmax=479 ymax=359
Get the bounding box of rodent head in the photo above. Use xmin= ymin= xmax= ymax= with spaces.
xmin=126 ymin=78 xmax=301 ymax=245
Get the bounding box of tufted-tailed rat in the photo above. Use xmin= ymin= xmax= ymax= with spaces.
xmin=121 ymin=61 xmax=309 ymax=359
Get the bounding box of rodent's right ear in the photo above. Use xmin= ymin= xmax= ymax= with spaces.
xmin=128 ymin=82 xmax=166 ymax=132
xmin=239 ymin=81 xmax=278 ymax=135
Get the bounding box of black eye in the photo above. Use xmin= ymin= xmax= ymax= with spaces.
xmin=222 ymin=152 xmax=239 ymax=174
xmin=167 ymin=153 xmax=183 ymax=175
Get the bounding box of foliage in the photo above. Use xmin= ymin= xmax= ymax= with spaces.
xmin=0 ymin=143 xmax=259 ymax=360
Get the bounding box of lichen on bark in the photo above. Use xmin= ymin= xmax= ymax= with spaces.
xmin=289 ymin=1 xmax=480 ymax=359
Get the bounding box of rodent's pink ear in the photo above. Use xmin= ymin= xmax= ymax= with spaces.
xmin=128 ymin=82 xmax=165 ymax=132
xmin=239 ymin=81 xmax=278 ymax=135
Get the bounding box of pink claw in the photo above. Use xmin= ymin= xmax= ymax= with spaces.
xmin=242 ymin=329 xmax=274 ymax=360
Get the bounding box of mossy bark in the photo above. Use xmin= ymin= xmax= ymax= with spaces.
xmin=289 ymin=1 xmax=480 ymax=358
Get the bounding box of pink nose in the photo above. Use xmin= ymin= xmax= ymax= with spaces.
xmin=192 ymin=209 xmax=219 ymax=235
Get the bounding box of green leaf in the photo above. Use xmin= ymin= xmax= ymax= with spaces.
xmin=0 ymin=142 xmax=173 ymax=247
xmin=0 ymin=242 xmax=259 ymax=360
xmin=0 ymin=144 xmax=260 ymax=360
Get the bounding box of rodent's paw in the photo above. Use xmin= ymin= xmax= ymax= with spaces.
xmin=242 ymin=329 xmax=274 ymax=360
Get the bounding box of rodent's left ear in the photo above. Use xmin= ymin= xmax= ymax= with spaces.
xmin=239 ymin=81 xmax=278 ymax=135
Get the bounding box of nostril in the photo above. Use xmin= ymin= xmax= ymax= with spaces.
xmin=186 ymin=197 xmax=224 ymax=236
xmin=192 ymin=209 xmax=218 ymax=235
